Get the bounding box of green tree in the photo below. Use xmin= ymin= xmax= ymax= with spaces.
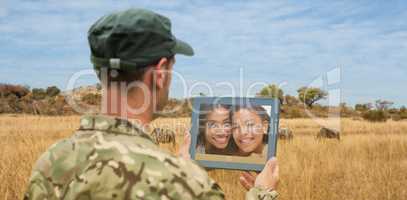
xmin=258 ymin=84 xmax=284 ymax=103
xmin=375 ymin=99 xmax=393 ymax=111
xmin=297 ymin=87 xmax=327 ymax=108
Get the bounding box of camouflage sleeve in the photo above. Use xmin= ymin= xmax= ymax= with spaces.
xmin=24 ymin=139 xmax=71 ymax=200
xmin=24 ymin=170 xmax=57 ymax=200
xmin=246 ymin=187 xmax=279 ymax=200
xmin=197 ymin=184 xmax=225 ymax=200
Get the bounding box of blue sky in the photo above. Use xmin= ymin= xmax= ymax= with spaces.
xmin=0 ymin=0 xmax=406 ymax=106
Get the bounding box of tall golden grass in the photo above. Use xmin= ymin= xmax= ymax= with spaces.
xmin=0 ymin=115 xmax=406 ymax=200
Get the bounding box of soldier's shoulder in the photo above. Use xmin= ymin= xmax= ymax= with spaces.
xmin=28 ymin=136 xmax=77 ymax=186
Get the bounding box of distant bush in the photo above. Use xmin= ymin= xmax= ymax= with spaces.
xmin=1 ymin=94 xmax=20 ymax=113
xmin=157 ymin=98 xmax=192 ymax=118
xmin=32 ymin=88 xmax=47 ymax=100
xmin=0 ymin=84 xmax=29 ymax=98
xmin=284 ymin=95 xmax=299 ymax=106
xmin=340 ymin=103 xmax=356 ymax=117
xmin=282 ymin=106 xmax=304 ymax=118
xmin=96 ymin=83 xmax=102 ymax=90
xmin=37 ymin=97 xmax=65 ymax=115
xmin=392 ymin=110 xmax=407 ymax=121
xmin=392 ymin=114 xmax=402 ymax=121
xmin=355 ymin=103 xmax=372 ymax=112
xmin=81 ymin=93 xmax=101 ymax=105
xmin=362 ymin=110 xmax=388 ymax=122
xmin=0 ymin=99 xmax=13 ymax=113
xmin=46 ymin=86 xmax=61 ymax=97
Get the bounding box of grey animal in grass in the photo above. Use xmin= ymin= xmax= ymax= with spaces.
xmin=317 ymin=127 xmax=341 ymax=140
xmin=278 ymin=127 xmax=294 ymax=140
xmin=151 ymin=128 xmax=176 ymax=146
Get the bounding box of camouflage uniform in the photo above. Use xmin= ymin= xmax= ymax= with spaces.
xmin=25 ymin=115 xmax=278 ymax=200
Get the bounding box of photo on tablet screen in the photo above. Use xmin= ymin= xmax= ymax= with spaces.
xmin=189 ymin=97 xmax=280 ymax=171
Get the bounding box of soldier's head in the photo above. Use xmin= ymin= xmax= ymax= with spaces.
xmin=88 ymin=8 xmax=193 ymax=116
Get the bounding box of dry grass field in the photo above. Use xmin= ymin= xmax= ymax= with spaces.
xmin=0 ymin=115 xmax=406 ymax=200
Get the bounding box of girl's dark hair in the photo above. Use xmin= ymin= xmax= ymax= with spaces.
xmin=198 ymin=104 xmax=231 ymax=154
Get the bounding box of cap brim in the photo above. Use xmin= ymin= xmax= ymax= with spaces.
xmin=172 ymin=38 xmax=194 ymax=56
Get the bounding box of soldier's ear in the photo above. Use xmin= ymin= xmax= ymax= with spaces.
xmin=151 ymin=57 xmax=170 ymax=89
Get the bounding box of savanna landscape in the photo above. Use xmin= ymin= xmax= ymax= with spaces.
xmin=1 ymin=115 xmax=406 ymax=200
xmin=2 ymin=1 xmax=407 ymax=200
xmin=0 ymin=0 xmax=407 ymax=200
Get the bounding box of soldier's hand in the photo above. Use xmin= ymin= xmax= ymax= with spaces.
xmin=255 ymin=157 xmax=279 ymax=191
xmin=178 ymin=131 xmax=191 ymax=160
xmin=240 ymin=158 xmax=279 ymax=191
xmin=239 ymin=171 xmax=257 ymax=190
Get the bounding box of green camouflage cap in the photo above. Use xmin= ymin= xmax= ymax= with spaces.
xmin=88 ymin=8 xmax=194 ymax=71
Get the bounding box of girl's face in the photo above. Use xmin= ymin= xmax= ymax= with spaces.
xmin=232 ymin=109 xmax=267 ymax=154
xmin=205 ymin=107 xmax=232 ymax=149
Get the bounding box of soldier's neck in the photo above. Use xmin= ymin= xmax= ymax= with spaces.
xmin=101 ymin=86 xmax=153 ymax=125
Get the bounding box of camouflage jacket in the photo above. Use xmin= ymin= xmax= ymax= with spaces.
xmin=24 ymin=115 xmax=278 ymax=200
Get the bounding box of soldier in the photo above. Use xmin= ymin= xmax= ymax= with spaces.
xmin=24 ymin=8 xmax=279 ymax=200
